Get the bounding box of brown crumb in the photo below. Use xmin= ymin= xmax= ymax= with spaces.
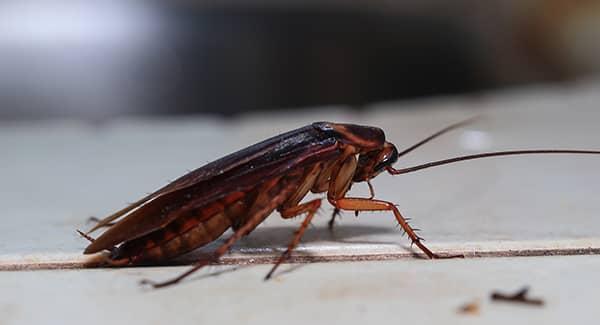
xmin=458 ymin=300 xmax=480 ymax=315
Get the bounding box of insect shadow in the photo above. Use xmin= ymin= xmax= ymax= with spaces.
xmin=160 ymin=223 xmax=400 ymax=267
xmin=119 ymin=223 xmax=411 ymax=284
xmin=240 ymin=223 xmax=398 ymax=247
xmin=184 ymin=261 xmax=306 ymax=286
xmin=175 ymin=223 xmax=428 ymax=283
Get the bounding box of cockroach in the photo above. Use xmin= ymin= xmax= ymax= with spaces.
xmin=79 ymin=119 xmax=600 ymax=288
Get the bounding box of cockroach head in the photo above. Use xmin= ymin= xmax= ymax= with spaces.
xmin=354 ymin=142 xmax=399 ymax=181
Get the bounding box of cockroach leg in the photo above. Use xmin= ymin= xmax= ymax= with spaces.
xmin=265 ymin=199 xmax=321 ymax=280
xmin=327 ymin=177 xmax=373 ymax=231
xmin=366 ymin=180 xmax=375 ymax=199
xmin=332 ymin=198 xmax=463 ymax=259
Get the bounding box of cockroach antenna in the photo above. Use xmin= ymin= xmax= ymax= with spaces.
xmin=388 ymin=116 xmax=600 ymax=175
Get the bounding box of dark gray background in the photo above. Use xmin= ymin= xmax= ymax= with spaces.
xmin=1 ymin=1 xmax=598 ymax=120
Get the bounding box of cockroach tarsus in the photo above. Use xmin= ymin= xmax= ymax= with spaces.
xmin=79 ymin=118 xmax=600 ymax=288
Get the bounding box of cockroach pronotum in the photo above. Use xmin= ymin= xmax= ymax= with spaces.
xmin=79 ymin=119 xmax=600 ymax=288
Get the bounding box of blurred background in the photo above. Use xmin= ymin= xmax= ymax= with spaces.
xmin=1 ymin=0 xmax=600 ymax=121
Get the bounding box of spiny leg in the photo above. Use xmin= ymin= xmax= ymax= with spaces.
xmin=265 ymin=199 xmax=321 ymax=280
xmin=332 ymin=198 xmax=463 ymax=259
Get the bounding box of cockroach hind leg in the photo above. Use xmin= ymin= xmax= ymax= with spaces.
xmin=139 ymin=258 xmax=213 ymax=289
xmin=266 ymin=199 xmax=320 ymax=280
xmin=139 ymin=276 xmax=173 ymax=289
xmin=139 ymin=278 xmax=173 ymax=289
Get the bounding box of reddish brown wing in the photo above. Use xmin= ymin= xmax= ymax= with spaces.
xmin=88 ymin=124 xmax=332 ymax=234
xmin=85 ymin=124 xmax=340 ymax=254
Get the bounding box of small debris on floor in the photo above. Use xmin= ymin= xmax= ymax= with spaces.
xmin=457 ymin=299 xmax=480 ymax=315
xmin=490 ymin=286 xmax=544 ymax=306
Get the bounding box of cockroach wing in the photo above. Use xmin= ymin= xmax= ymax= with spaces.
xmin=87 ymin=125 xmax=330 ymax=233
xmin=84 ymin=124 xmax=340 ymax=254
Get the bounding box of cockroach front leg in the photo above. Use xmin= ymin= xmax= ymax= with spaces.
xmin=264 ymin=199 xmax=322 ymax=280
xmin=331 ymin=198 xmax=463 ymax=259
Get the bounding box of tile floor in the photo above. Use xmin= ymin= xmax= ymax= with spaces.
xmin=2 ymin=81 xmax=600 ymax=324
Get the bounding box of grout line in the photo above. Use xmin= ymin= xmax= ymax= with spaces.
xmin=2 ymin=247 xmax=599 ymax=271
